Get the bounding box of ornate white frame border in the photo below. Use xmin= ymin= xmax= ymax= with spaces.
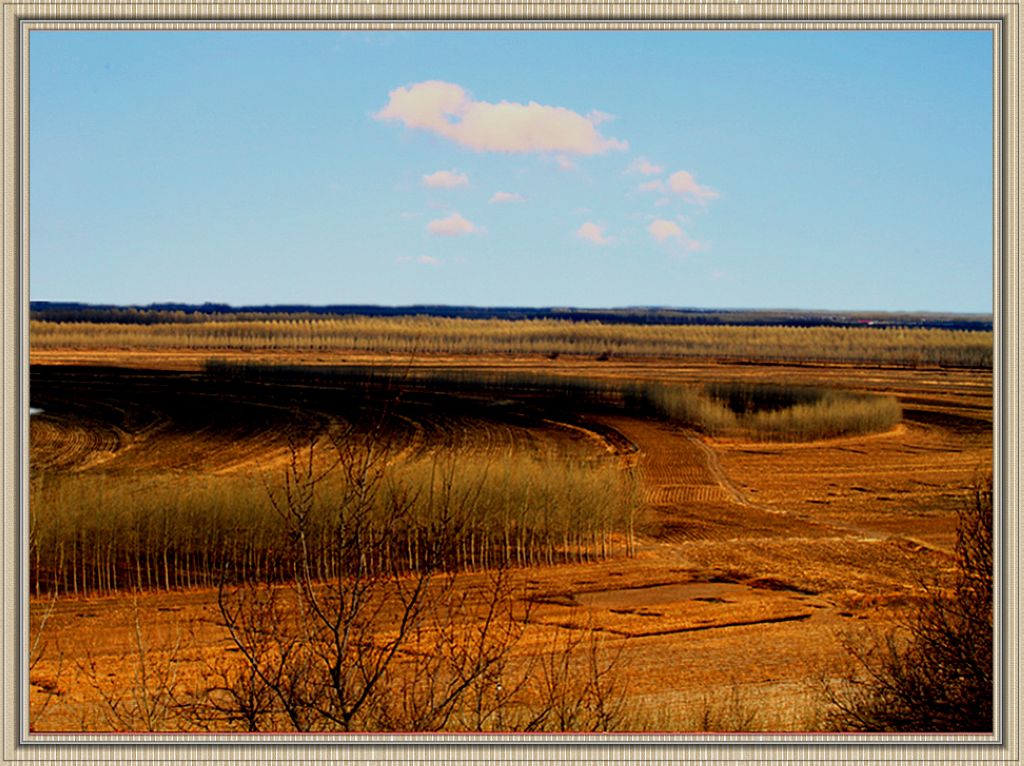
xmin=2 ymin=6 xmax=1018 ymax=764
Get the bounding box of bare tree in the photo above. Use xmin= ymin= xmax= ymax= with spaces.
xmin=369 ymin=565 xmax=532 ymax=732
xmin=210 ymin=412 xmax=633 ymax=732
xmin=214 ymin=402 xmax=540 ymax=731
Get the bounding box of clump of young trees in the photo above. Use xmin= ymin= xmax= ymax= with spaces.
xmin=636 ymin=380 xmax=902 ymax=441
xmin=825 ymin=475 xmax=994 ymax=732
xmin=30 ymin=434 xmax=638 ymax=598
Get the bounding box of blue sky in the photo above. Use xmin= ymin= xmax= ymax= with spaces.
xmin=29 ymin=30 xmax=993 ymax=312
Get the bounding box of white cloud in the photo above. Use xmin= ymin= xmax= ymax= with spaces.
xmin=427 ymin=212 xmax=477 ymax=237
xmin=576 ymin=222 xmax=612 ymax=246
xmin=490 ymin=191 xmax=524 ymax=204
xmin=375 ymin=80 xmax=628 ymax=155
xmin=627 ymin=157 xmax=664 ymax=176
xmin=667 ymin=170 xmax=719 ymax=204
xmin=422 ymin=170 xmax=469 ymax=188
xmin=648 ymin=219 xmax=684 ymax=243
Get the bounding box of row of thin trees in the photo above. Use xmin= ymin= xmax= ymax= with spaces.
xmin=31 ymin=314 xmax=992 ymax=367
xmin=30 ymin=442 xmax=638 ymax=599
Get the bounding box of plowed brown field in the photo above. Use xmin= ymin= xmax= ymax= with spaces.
xmin=27 ymin=350 xmax=992 ymax=733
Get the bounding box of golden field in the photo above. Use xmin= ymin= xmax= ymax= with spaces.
xmin=27 ymin=319 xmax=992 ymax=734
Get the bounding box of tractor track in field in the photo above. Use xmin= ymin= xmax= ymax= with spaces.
xmin=589 ymin=414 xmax=954 ymax=553
xmin=590 ymin=415 xmax=743 ymax=507
xmin=29 ymin=415 xmax=125 ymax=472
xmin=588 ymin=414 xmax=757 ymax=543
xmin=595 ymin=415 xmax=819 ymax=545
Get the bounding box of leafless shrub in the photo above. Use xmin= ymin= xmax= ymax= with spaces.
xmin=370 ymin=566 xmax=532 ymax=732
xmin=28 ymin=595 xmax=65 ymax=725
xmin=212 ymin=416 xmax=531 ymax=732
xmin=520 ymin=623 xmax=629 ymax=732
xmin=690 ymin=684 xmax=761 ymax=732
xmin=824 ymin=475 xmax=993 ymax=732
xmin=75 ymin=593 xmax=187 ymax=732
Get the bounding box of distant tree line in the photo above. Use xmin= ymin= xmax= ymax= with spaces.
xmin=31 ymin=315 xmax=992 ymax=368
xmin=29 ymin=302 xmax=993 ymax=332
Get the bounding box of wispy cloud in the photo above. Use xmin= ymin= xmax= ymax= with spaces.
xmin=627 ymin=157 xmax=664 ymax=176
xmin=426 ymin=212 xmax=477 ymax=237
xmin=490 ymin=191 xmax=524 ymax=204
xmin=667 ymin=170 xmax=719 ymax=204
xmin=375 ymin=80 xmax=628 ymax=155
xmin=637 ymin=180 xmax=665 ymax=193
xmin=576 ymin=221 xmax=612 ymax=246
xmin=397 ymin=254 xmax=442 ymax=266
xmin=649 ymin=218 xmax=706 ymax=252
xmin=554 ymin=155 xmax=577 ymax=171
xmin=422 ymin=170 xmax=469 ymax=188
